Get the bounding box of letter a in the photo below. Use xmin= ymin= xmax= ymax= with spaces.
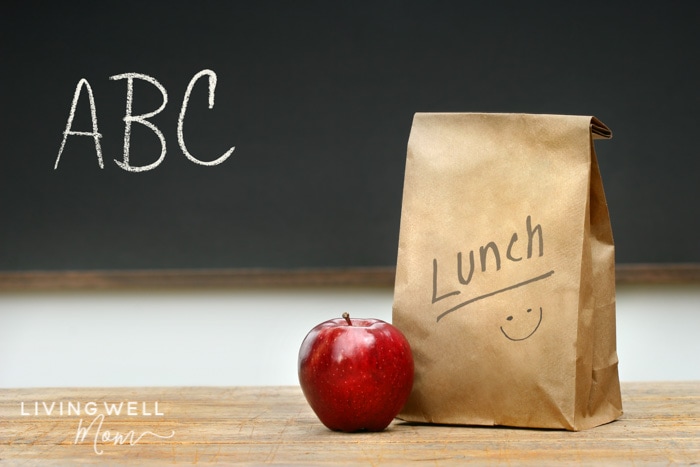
xmin=109 ymin=73 xmax=168 ymax=172
xmin=177 ymin=69 xmax=235 ymax=166
xmin=54 ymin=79 xmax=104 ymax=169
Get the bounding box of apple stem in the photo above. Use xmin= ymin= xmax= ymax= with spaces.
xmin=342 ymin=312 xmax=352 ymax=326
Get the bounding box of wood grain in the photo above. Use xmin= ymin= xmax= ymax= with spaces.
xmin=1 ymin=382 xmax=698 ymax=465
xmin=0 ymin=267 xmax=397 ymax=290
xmin=0 ymin=263 xmax=698 ymax=291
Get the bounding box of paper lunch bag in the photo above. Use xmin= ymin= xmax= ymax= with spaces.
xmin=392 ymin=113 xmax=623 ymax=430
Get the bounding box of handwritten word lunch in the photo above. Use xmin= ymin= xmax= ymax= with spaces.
xmin=54 ymin=69 xmax=234 ymax=172
xmin=431 ymin=215 xmax=556 ymax=322
xmin=432 ymin=215 xmax=545 ymax=305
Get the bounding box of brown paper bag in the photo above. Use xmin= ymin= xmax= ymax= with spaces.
xmin=392 ymin=113 xmax=622 ymax=431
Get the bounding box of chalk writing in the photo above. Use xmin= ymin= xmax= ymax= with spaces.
xmin=54 ymin=69 xmax=234 ymax=171
xmin=54 ymin=79 xmax=104 ymax=169
xmin=178 ymin=69 xmax=235 ymax=166
xmin=110 ymin=72 xmax=169 ymax=172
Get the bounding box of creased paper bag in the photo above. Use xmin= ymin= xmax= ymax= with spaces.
xmin=392 ymin=113 xmax=622 ymax=430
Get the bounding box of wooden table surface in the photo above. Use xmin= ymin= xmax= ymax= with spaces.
xmin=1 ymin=382 xmax=698 ymax=465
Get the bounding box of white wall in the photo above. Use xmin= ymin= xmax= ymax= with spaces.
xmin=1 ymin=284 xmax=698 ymax=387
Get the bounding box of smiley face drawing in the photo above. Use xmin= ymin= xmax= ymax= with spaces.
xmin=500 ymin=306 xmax=543 ymax=341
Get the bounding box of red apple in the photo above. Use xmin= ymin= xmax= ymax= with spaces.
xmin=298 ymin=312 xmax=414 ymax=432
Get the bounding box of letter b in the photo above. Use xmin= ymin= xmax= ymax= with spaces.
xmin=109 ymin=73 xmax=168 ymax=172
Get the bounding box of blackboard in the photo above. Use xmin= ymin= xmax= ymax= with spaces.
xmin=2 ymin=1 xmax=699 ymax=286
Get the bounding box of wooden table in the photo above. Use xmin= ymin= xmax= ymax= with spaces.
xmin=1 ymin=382 xmax=698 ymax=465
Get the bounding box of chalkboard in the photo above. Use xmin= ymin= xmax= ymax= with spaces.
xmin=1 ymin=1 xmax=699 ymax=285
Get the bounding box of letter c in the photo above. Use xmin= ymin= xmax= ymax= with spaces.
xmin=507 ymin=232 xmax=522 ymax=262
xmin=177 ymin=69 xmax=235 ymax=166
